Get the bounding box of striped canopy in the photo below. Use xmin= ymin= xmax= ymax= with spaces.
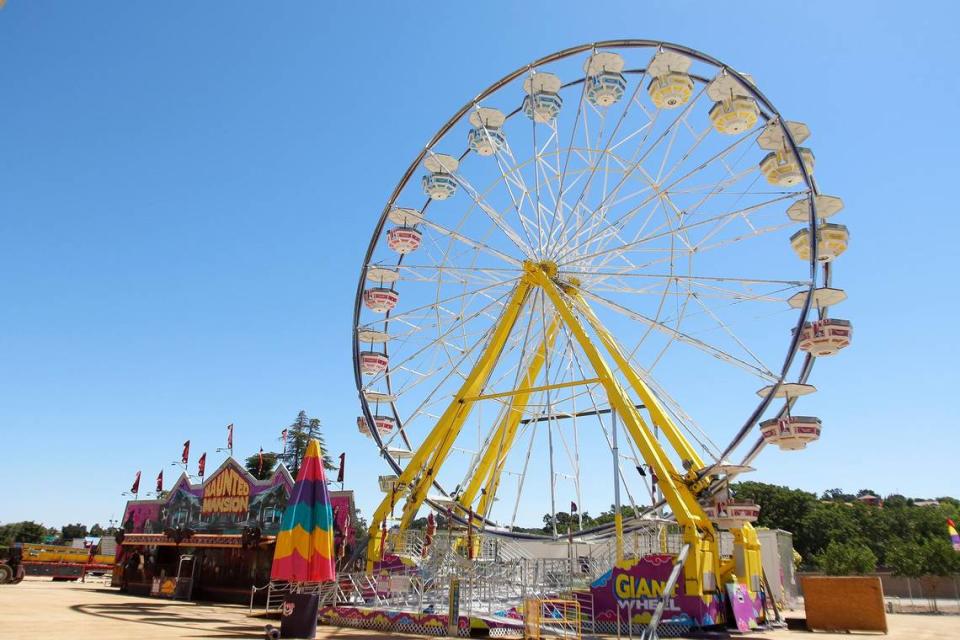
xmin=271 ymin=439 xmax=335 ymax=582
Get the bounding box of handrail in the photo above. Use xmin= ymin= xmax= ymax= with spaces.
xmin=643 ymin=543 xmax=691 ymax=640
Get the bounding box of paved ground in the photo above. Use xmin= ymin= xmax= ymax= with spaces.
xmin=1 ymin=578 xmax=957 ymax=639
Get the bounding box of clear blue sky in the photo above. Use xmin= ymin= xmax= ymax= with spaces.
xmin=1 ymin=1 xmax=957 ymax=530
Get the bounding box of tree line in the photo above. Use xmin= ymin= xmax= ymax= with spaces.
xmin=732 ymin=481 xmax=960 ymax=577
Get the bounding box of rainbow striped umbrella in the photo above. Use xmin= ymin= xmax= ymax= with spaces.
xmin=271 ymin=439 xmax=335 ymax=582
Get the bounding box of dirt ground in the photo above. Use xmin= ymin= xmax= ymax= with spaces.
xmin=1 ymin=578 xmax=957 ymax=639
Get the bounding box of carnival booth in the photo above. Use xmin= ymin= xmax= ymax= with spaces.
xmin=113 ymin=457 xmax=355 ymax=603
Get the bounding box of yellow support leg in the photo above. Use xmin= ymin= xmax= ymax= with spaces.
xmin=365 ymin=279 xmax=532 ymax=571
xmin=572 ymin=294 xmax=708 ymax=488
xmin=731 ymin=523 xmax=763 ymax=597
xmin=459 ymin=315 xmax=561 ymax=520
xmin=529 ymin=265 xmax=718 ymax=597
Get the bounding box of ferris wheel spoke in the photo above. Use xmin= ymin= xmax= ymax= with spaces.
xmin=417 ymin=217 xmax=522 ymax=267
xmin=559 ymin=192 xmax=797 ymax=268
xmin=688 ymin=292 xmax=774 ymax=374
xmin=558 ymin=322 xmax=642 ymax=512
xmin=555 ymin=119 xmax=763 ymax=264
xmin=580 ymin=288 xmax=779 ymax=382
xmin=550 ymin=80 xmax=711 ymax=263
xmin=545 ymin=64 xmax=654 ymax=257
xmin=363 ymin=288 xmax=517 ymax=389
xmin=360 ymin=278 xmax=518 ymax=330
xmin=395 ymin=263 xmax=521 ymax=286
xmin=433 ymin=167 xmax=535 ymax=260
xmin=484 ymin=130 xmax=543 ymax=251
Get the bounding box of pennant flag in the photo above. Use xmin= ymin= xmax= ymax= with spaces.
xmin=131 ymin=471 xmax=141 ymax=494
xmin=198 ymin=453 xmax=207 ymax=477
xmin=570 ymin=501 xmax=578 ymax=514
xmin=948 ymin=518 xmax=960 ymax=552
xmin=258 ymin=447 xmax=264 ymax=475
xmin=271 ymin=439 xmax=335 ymax=582
xmin=156 ymin=470 xmax=164 ymax=492
xmin=227 ymin=423 xmax=234 ymax=449
xmin=337 ymin=452 xmax=345 ymax=483
xmin=181 ymin=440 xmax=190 ymax=465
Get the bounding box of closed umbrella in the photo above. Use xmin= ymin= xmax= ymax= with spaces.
xmin=271 ymin=439 xmax=335 ymax=582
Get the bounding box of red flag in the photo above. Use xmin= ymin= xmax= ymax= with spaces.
xmin=258 ymin=447 xmax=264 ymax=475
xmin=131 ymin=470 xmax=141 ymax=494
xmin=336 ymin=452 xmax=345 ymax=483
xmin=198 ymin=453 xmax=207 ymax=477
xmin=570 ymin=501 xmax=578 ymax=513
xmin=181 ymin=440 xmax=190 ymax=465
xmin=227 ymin=423 xmax=234 ymax=449
xmin=156 ymin=470 xmax=163 ymax=492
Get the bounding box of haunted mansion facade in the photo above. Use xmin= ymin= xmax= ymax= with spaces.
xmin=113 ymin=457 xmax=355 ymax=603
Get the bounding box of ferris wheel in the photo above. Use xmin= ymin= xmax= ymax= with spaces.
xmin=352 ymin=40 xmax=851 ymax=576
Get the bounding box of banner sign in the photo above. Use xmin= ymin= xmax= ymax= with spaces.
xmin=201 ymin=467 xmax=250 ymax=514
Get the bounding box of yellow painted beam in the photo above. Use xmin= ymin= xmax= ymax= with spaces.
xmin=460 ymin=315 xmax=561 ymax=518
xmin=365 ymin=278 xmax=533 ymax=570
xmin=464 ymin=377 xmax=597 ymax=402
xmin=530 ymin=268 xmax=705 ymax=526
xmin=573 ymin=295 xmax=706 ymax=477
xmin=530 ymin=266 xmax=718 ymax=596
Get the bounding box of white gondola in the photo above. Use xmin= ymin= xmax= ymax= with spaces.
xmin=467 ymin=107 xmax=507 ymax=157
xmin=647 ymin=50 xmax=694 ymax=109
xmin=707 ymin=73 xmax=759 ymax=134
xmin=787 ymin=287 xmax=847 ymax=309
xmin=359 ymin=350 xmax=389 ymax=375
xmin=704 ymin=501 xmax=761 ymax=529
xmin=795 ymin=319 xmax=853 ymax=356
xmin=790 ymin=224 xmax=849 ymax=262
xmin=786 ymin=194 xmax=844 ymax=222
xmin=760 ymin=416 xmax=822 ymax=450
xmin=387 ymin=226 xmax=423 ymax=254
xmin=422 ymin=153 xmax=459 ymax=200
xmin=357 ymin=329 xmax=390 ymax=344
xmin=756 ymin=382 xmax=817 ymax=399
xmin=386 ymin=447 xmax=414 ymax=460
xmin=366 ymin=265 xmax=400 ymax=284
xmin=364 ymin=389 xmax=397 ymax=403
xmin=357 ymin=414 xmax=395 ymax=438
xmin=522 ymin=73 xmax=563 ymax=123
xmin=363 ymin=287 xmax=399 ymax=313
xmin=585 ymin=52 xmax=627 ymax=107
xmin=388 ymin=207 xmax=423 ymax=226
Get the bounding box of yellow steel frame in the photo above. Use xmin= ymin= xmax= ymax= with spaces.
xmin=459 ymin=314 xmax=561 ymax=520
xmin=364 ymin=261 xmax=725 ymax=597
xmin=364 ymin=279 xmax=532 ymax=571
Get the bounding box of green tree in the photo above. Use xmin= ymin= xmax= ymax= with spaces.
xmin=278 ymin=410 xmax=335 ymax=477
xmin=0 ymin=521 xmax=48 ymax=545
xmin=89 ymin=523 xmax=105 ymax=537
xmin=816 ymin=541 xmax=876 ymax=575
xmin=245 ymin=451 xmax=279 ymax=480
xmin=61 ymin=523 xmax=88 ymax=541
xmin=921 ymin=537 xmax=959 ymax=577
